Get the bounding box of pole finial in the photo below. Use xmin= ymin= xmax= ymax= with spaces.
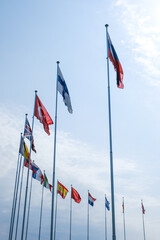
xmin=105 ymin=24 xmax=109 ymax=28
xmin=35 ymin=90 xmax=37 ymax=93
xmin=57 ymin=61 xmax=60 ymax=64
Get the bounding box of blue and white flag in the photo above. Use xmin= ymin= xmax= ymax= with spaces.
xmin=57 ymin=65 xmax=73 ymax=113
xmin=105 ymin=196 xmax=110 ymax=211
xmin=88 ymin=192 xmax=96 ymax=207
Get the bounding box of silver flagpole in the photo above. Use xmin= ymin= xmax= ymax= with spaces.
xmin=14 ymin=156 xmax=25 ymax=240
xmin=10 ymin=152 xmax=23 ymax=240
xmin=105 ymin=194 xmax=107 ymax=240
xmin=50 ymin=61 xmax=59 ymax=240
xmin=38 ymin=170 xmax=45 ymax=240
xmin=141 ymin=200 xmax=146 ymax=240
xmin=21 ymin=90 xmax=37 ymax=240
xmin=105 ymin=24 xmax=116 ymax=240
xmin=69 ymin=185 xmax=72 ymax=240
xmin=53 ymin=180 xmax=58 ymax=240
xmin=25 ymin=160 xmax=34 ymax=240
xmin=122 ymin=197 xmax=126 ymax=240
xmin=15 ymin=114 xmax=28 ymax=240
xmin=87 ymin=190 xmax=89 ymax=240
xmin=8 ymin=133 xmax=22 ymax=240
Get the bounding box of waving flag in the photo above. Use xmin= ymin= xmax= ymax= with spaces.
xmin=24 ymin=116 xmax=36 ymax=153
xmin=32 ymin=163 xmax=44 ymax=184
xmin=34 ymin=94 xmax=53 ymax=135
xmin=57 ymin=181 xmax=68 ymax=199
xmin=122 ymin=199 xmax=124 ymax=213
xmin=19 ymin=137 xmax=29 ymax=160
xmin=57 ymin=65 xmax=73 ymax=113
xmin=107 ymin=33 xmax=124 ymax=89
xmin=24 ymin=158 xmax=33 ymax=170
xmin=42 ymin=173 xmax=52 ymax=192
xmin=105 ymin=197 xmax=110 ymax=211
xmin=141 ymin=201 xmax=145 ymax=214
xmin=71 ymin=187 xmax=81 ymax=203
xmin=88 ymin=192 xmax=96 ymax=207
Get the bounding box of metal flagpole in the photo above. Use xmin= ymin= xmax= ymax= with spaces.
xmin=87 ymin=190 xmax=89 ymax=240
xmin=38 ymin=170 xmax=45 ymax=240
xmin=122 ymin=197 xmax=126 ymax=240
xmin=8 ymin=133 xmax=22 ymax=240
xmin=105 ymin=194 xmax=107 ymax=240
xmin=141 ymin=200 xmax=146 ymax=240
xmin=21 ymin=90 xmax=37 ymax=240
xmin=14 ymin=157 xmax=25 ymax=240
xmin=69 ymin=185 xmax=72 ymax=240
xmin=25 ymin=161 xmax=34 ymax=240
xmin=53 ymin=180 xmax=58 ymax=240
xmin=10 ymin=153 xmax=23 ymax=240
xmin=15 ymin=114 xmax=28 ymax=240
xmin=50 ymin=61 xmax=59 ymax=240
xmin=105 ymin=24 xmax=116 ymax=240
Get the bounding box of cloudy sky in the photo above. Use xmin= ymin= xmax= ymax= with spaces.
xmin=1 ymin=0 xmax=160 ymax=240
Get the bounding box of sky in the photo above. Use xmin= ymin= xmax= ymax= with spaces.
xmin=0 ymin=0 xmax=160 ymax=240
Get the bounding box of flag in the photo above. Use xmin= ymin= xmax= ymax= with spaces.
xmin=57 ymin=181 xmax=68 ymax=199
xmin=105 ymin=197 xmax=110 ymax=211
xmin=88 ymin=192 xmax=96 ymax=207
xmin=122 ymin=199 xmax=124 ymax=213
xmin=34 ymin=94 xmax=53 ymax=135
xmin=71 ymin=187 xmax=81 ymax=203
xmin=107 ymin=33 xmax=124 ymax=89
xmin=19 ymin=137 xmax=29 ymax=160
xmin=42 ymin=173 xmax=52 ymax=192
xmin=24 ymin=116 xmax=36 ymax=153
xmin=57 ymin=65 xmax=73 ymax=113
xmin=24 ymin=158 xmax=33 ymax=170
xmin=141 ymin=202 xmax=145 ymax=214
xmin=32 ymin=162 xmax=44 ymax=184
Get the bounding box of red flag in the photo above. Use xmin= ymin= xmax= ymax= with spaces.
xmin=34 ymin=95 xmax=53 ymax=135
xmin=71 ymin=187 xmax=81 ymax=203
xmin=141 ymin=202 xmax=145 ymax=214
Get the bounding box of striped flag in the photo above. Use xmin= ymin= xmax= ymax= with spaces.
xmin=107 ymin=33 xmax=124 ymax=89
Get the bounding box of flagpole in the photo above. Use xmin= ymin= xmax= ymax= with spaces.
xmin=69 ymin=185 xmax=72 ymax=240
xmin=14 ymin=156 xmax=25 ymax=240
xmin=24 ymin=161 xmax=34 ymax=240
xmin=53 ymin=180 xmax=58 ymax=240
xmin=50 ymin=61 xmax=59 ymax=240
xmin=105 ymin=194 xmax=107 ymax=240
xmin=87 ymin=190 xmax=89 ymax=240
xmin=38 ymin=170 xmax=45 ymax=240
xmin=122 ymin=197 xmax=126 ymax=240
xmin=21 ymin=90 xmax=37 ymax=240
xmin=105 ymin=24 xmax=116 ymax=240
xmin=141 ymin=200 xmax=146 ymax=240
xmin=9 ymin=148 xmax=23 ymax=240
xmin=15 ymin=114 xmax=28 ymax=240
xmin=8 ymin=134 xmax=21 ymax=240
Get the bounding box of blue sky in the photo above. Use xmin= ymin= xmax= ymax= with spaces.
xmin=1 ymin=0 xmax=160 ymax=240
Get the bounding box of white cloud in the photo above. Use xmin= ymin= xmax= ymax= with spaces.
xmin=0 ymin=102 xmax=159 ymax=240
xmin=115 ymin=0 xmax=160 ymax=86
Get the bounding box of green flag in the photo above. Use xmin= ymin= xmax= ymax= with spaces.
xmin=43 ymin=173 xmax=52 ymax=192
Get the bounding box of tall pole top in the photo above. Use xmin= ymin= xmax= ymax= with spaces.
xmin=105 ymin=24 xmax=109 ymax=28
xmin=57 ymin=61 xmax=60 ymax=65
xmin=35 ymin=90 xmax=37 ymax=94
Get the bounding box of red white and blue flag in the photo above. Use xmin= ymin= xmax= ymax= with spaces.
xmin=32 ymin=162 xmax=44 ymax=184
xmin=88 ymin=192 xmax=96 ymax=207
xmin=107 ymin=33 xmax=124 ymax=89
xmin=24 ymin=116 xmax=36 ymax=153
